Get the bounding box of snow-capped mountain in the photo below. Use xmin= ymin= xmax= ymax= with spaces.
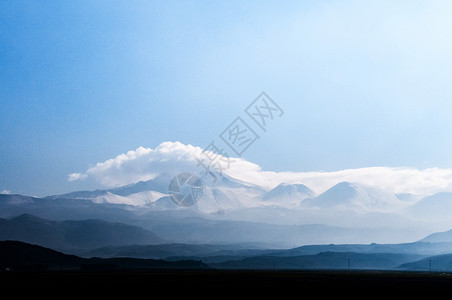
xmin=55 ymin=173 xmax=181 ymax=206
xmin=1 ymin=179 xmax=444 ymax=246
xmin=304 ymin=182 xmax=405 ymax=212
xmin=54 ymin=172 xmax=266 ymax=213
xmin=261 ymin=183 xmax=315 ymax=207
xmin=53 ymin=174 xmax=414 ymax=214
xmin=195 ymin=173 xmax=266 ymax=212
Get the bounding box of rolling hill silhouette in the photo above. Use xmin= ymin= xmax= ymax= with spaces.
xmin=0 ymin=240 xmax=206 ymax=271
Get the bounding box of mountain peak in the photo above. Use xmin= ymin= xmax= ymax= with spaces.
xmin=10 ymin=213 xmax=47 ymax=222
xmin=262 ymin=183 xmax=315 ymax=206
xmin=308 ymin=182 xmax=403 ymax=212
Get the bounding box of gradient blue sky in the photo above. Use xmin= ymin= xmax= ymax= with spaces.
xmin=2 ymin=0 xmax=452 ymax=196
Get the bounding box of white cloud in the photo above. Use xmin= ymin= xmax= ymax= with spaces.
xmin=68 ymin=173 xmax=88 ymax=182
xmin=0 ymin=190 xmax=11 ymax=195
xmin=69 ymin=142 xmax=205 ymax=188
xmin=69 ymin=141 xmax=452 ymax=196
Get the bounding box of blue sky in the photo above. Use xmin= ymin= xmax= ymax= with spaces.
xmin=2 ymin=1 xmax=452 ymax=196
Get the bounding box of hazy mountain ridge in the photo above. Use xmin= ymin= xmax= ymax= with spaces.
xmin=0 ymin=193 xmax=135 ymax=222
xmin=6 ymin=223 xmax=452 ymax=271
xmin=0 ymin=214 xmax=165 ymax=250
xmin=212 ymin=251 xmax=424 ymax=270
xmin=419 ymin=228 xmax=452 ymax=243
xmin=398 ymin=253 xmax=452 ymax=271
xmin=77 ymin=243 xmax=273 ymax=260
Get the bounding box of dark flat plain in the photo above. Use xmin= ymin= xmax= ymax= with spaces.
xmin=3 ymin=270 xmax=452 ymax=296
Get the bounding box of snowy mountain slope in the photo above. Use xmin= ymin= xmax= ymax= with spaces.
xmin=176 ymin=173 xmax=266 ymax=213
xmin=55 ymin=172 xmax=266 ymax=212
xmin=50 ymin=175 xmax=425 ymax=216
xmin=304 ymin=182 xmax=405 ymax=212
xmin=55 ymin=173 xmax=173 ymax=202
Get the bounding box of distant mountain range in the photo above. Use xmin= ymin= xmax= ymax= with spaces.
xmin=44 ymin=173 xmax=450 ymax=221
xmin=3 ymin=172 xmax=452 ymax=256
xmin=3 ymin=171 xmax=452 ymax=247
xmin=48 ymin=173 xmax=412 ymax=213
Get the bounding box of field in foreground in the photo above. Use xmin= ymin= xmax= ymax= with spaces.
xmin=3 ymin=269 xmax=452 ymax=295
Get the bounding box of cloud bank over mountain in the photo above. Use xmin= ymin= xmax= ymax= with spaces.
xmin=68 ymin=141 xmax=452 ymax=196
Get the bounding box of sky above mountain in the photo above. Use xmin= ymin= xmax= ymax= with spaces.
xmin=2 ymin=1 xmax=452 ymax=196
